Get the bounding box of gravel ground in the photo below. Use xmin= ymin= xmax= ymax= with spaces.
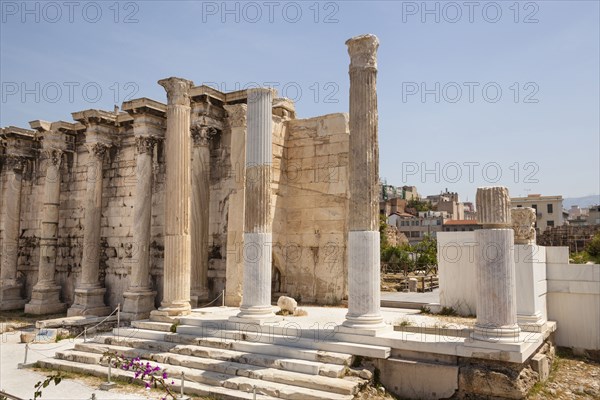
xmin=528 ymin=348 xmax=600 ymax=400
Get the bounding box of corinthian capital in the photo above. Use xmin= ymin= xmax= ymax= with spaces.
xmin=135 ymin=136 xmax=158 ymax=155
xmin=3 ymin=154 xmax=27 ymax=172
xmin=42 ymin=148 xmax=63 ymax=167
xmin=346 ymin=34 xmax=379 ymax=70
xmin=191 ymin=124 xmax=217 ymax=147
xmin=85 ymin=142 xmax=110 ymax=159
xmin=224 ymin=104 xmax=247 ymax=128
xmin=158 ymin=77 xmax=193 ymax=106
xmin=511 ymin=207 xmax=537 ymax=244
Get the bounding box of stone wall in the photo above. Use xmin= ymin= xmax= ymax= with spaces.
xmin=276 ymin=113 xmax=349 ymax=304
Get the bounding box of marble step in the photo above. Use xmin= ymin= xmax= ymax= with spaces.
xmin=70 ymin=342 xmax=359 ymax=395
xmin=115 ymin=326 xmax=390 ymax=358
xmin=43 ymin=350 xmax=358 ymax=400
xmin=37 ymin=358 xmax=279 ymax=400
xmin=109 ymin=328 xmax=353 ymax=365
xmin=101 ymin=336 xmax=347 ymax=377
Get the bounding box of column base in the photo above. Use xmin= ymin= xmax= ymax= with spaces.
xmin=121 ymin=290 xmax=156 ymax=321
xmin=472 ymin=323 xmax=522 ymax=343
xmin=190 ymin=288 xmax=209 ymax=308
xmin=340 ymin=314 xmax=392 ymax=336
xmin=231 ymin=305 xmax=277 ymax=324
xmin=518 ymin=313 xmax=548 ymax=333
xmin=0 ymin=284 xmax=26 ymax=311
xmin=150 ymin=301 xmax=191 ymax=322
xmin=24 ymin=285 xmax=67 ymax=315
xmin=67 ymin=286 xmax=111 ymax=317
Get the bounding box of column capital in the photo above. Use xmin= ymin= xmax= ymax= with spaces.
xmin=346 ymin=34 xmax=379 ymax=70
xmin=135 ymin=136 xmax=159 ymax=154
xmin=41 ymin=148 xmax=63 ymax=167
xmin=191 ymin=124 xmax=217 ymax=147
xmin=3 ymin=154 xmax=27 ymax=172
xmin=224 ymin=104 xmax=247 ymax=128
xmin=158 ymin=77 xmax=194 ymax=106
xmin=85 ymin=142 xmax=110 ymax=159
xmin=511 ymin=207 xmax=537 ymax=244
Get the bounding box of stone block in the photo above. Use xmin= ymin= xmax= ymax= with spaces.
xmin=378 ymin=358 xmax=458 ymax=400
xmin=530 ymin=353 xmax=549 ymax=381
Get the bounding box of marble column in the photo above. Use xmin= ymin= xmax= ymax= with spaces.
xmin=472 ymin=187 xmax=521 ymax=342
xmin=190 ymin=125 xmax=214 ymax=306
xmin=235 ymin=88 xmax=275 ymax=321
xmin=68 ymin=142 xmax=111 ymax=316
xmin=151 ymin=77 xmax=193 ymax=319
xmin=0 ymin=155 xmax=27 ymax=310
xmin=343 ymin=34 xmax=386 ymax=331
xmin=122 ymin=136 xmax=158 ymax=320
xmin=25 ymin=148 xmax=67 ymax=314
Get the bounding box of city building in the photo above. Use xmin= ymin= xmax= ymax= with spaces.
xmin=511 ymin=194 xmax=564 ymax=233
xmin=387 ymin=210 xmax=448 ymax=244
xmin=442 ymin=219 xmax=481 ymax=232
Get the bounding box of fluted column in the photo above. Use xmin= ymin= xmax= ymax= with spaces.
xmin=68 ymin=142 xmax=111 ymax=316
xmin=472 ymin=186 xmax=521 ymax=342
xmin=0 ymin=156 xmax=27 ymax=310
xmin=190 ymin=125 xmax=214 ymax=306
xmin=151 ymin=77 xmax=193 ymax=319
xmin=235 ymin=88 xmax=275 ymax=321
xmin=343 ymin=34 xmax=385 ymax=330
xmin=122 ymin=136 xmax=158 ymax=320
xmin=25 ymin=149 xmax=67 ymax=314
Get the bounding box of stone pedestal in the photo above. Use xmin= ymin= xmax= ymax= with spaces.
xmin=515 ymin=244 xmax=548 ymax=331
xmin=472 ymin=187 xmax=521 ymax=343
xmin=190 ymin=125 xmax=214 ymax=307
xmin=342 ymin=34 xmax=386 ymax=333
xmin=233 ymin=88 xmax=276 ymax=323
xmin=151 ymin=77 xmax=194 ymax=320
xmin=68 ymin=143 xmax=111 ymax=317
xmin=25 ymin=148 xmax=67 ymax=314
xmin=122 ymin=136 xmax=158 ymax=320
xmin=0 ymin=156 xmax=27 ymax=310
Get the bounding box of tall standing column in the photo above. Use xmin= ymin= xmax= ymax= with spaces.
xmin=190 ymin=125 xmax=214 ymax=306
xmin=472 ymin=186 xmax=521 ymax=342
xmin=0 ymin=155 xmax=27 ymax=310
xmin=68 ymin=142 xmax=111 ymax=316
xmin=343 ymin=34 xmax=386 ymax=331
xmin=234 ymin=88 xmax=275 ymax=321
xmin=151 ymin=77 xmax=193 ymax=319
xmin=25 ymin=148 xmax=67 ymax=314
xmin=122 ymin=136 xmax=158 ymax=320
xmin=224 ymin=104 xmax=247 ymax=307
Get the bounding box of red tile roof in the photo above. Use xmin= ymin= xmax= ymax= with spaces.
xmin=443 ymin=220 xmax=479 ymax=225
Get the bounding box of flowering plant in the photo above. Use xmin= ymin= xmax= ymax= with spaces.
xmin=101 ymin=351 xmax=177 ymax=400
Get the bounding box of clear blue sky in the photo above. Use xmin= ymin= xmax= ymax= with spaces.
xmin=1 ymin=0 xmax=598 ymax=202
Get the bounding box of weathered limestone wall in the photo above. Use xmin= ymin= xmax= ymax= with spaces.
xmin=276 ymin=113 xmax=350 ymax=304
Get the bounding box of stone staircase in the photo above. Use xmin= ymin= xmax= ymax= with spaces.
xmin=38 ymin=317 xmax=391 ymax=400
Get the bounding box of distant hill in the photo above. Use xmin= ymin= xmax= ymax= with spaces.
xmin=563 ymin=195 xmax=600 ymax=209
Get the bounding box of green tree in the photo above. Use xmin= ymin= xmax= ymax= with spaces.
xmin=412 ymin=235 xmax=438 ymax=270
xmin=407 ymin=199 xmax=432 ymax=213
xmin=585 ymin=233 xmax=600 ymax=258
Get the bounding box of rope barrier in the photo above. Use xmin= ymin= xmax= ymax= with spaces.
xmin=196 ymin=290 xmax=225 ymax=308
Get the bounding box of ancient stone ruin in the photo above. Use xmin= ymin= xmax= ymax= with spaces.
xmin=1 ymin=34 xmax=562 ymax=400
xmin=0 ymin=77 xmax=353 ymax=317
